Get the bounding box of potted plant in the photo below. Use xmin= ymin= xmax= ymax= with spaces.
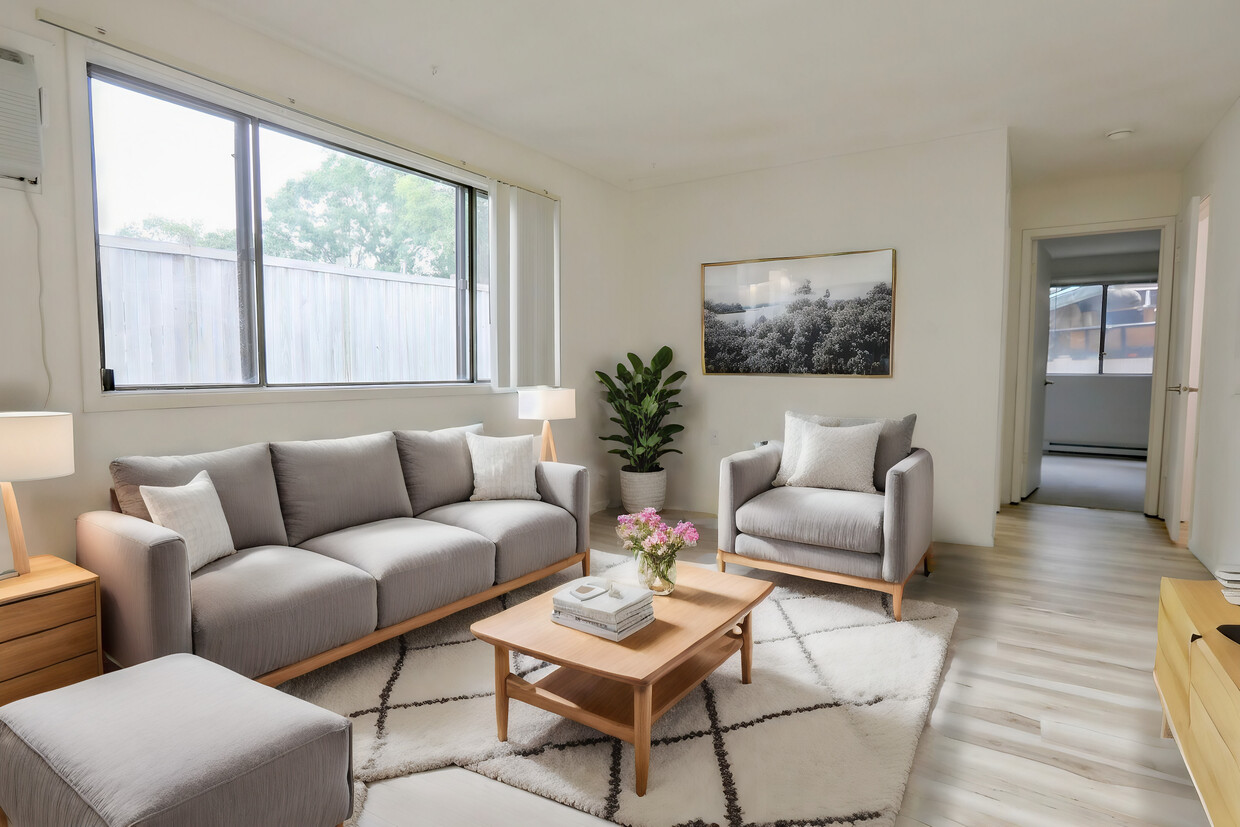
xmin=595 ymin=345 xmax=686 ymax=512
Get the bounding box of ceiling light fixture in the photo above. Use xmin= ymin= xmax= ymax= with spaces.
xmin=1106 ymin=129 xmax=1134 ymax=141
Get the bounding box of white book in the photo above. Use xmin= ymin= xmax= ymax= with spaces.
xmin=552 ymin=607 xmax=654 ymax=634
xmin=553 ymin=599 xmax=653 ymax=626
xmin=552 ymin=577 xmax=654 ymax=623
xmin=551 ymin=611 xmax=655 ymax=641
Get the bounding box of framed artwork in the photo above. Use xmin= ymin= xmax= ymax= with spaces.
xmin=701 ymin=248 xmax=895 ymax=377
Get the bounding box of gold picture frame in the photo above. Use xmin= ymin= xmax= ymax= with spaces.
xmin=701 ymin=248 xmax=896 ymax=377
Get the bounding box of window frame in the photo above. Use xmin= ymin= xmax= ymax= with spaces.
xmin=1046 ymin=279 xmax=1159 ymax=377
xmin=73 ymin=44 xmax=499 ymax=409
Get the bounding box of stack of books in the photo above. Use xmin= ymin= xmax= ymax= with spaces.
xmin=551 ymin=578 xmax=654 ymax=641
xmin=1216 ymin=569 xmax=1240 ymax=605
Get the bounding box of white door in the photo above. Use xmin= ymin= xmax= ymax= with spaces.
xmin=1023 ymin=241 xmax=1053 ymax=496
xmin=1162 ymin=197 xmax=1209 ymax=543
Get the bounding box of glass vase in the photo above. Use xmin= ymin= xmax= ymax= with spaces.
xmin=637 ymin=552 xmax=677 ymax=595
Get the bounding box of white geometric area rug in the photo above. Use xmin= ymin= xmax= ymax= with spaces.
xmin=280 ymin=552 xmax=956 ymax=827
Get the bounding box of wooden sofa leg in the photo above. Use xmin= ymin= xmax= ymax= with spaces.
xmin=582 ymin=553 xmax=590 ymax=577
xmin=923 ymin=546 xmax=934 ymax=577
xmin=717 ymin=550 xmax=726 ymax=573
xmin=892 ymin=585 xmax=904 ymax=621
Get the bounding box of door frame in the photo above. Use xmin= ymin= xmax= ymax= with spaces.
xmin=1009 ymin=215 xmax=1177 ymax=514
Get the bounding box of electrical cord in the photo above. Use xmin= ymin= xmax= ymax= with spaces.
xmin=23 ymin=186 xmax=53 ymax=409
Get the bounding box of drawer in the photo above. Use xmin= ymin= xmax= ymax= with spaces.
xmin=1189 ymin=687 xmax=1240 ymax=827
xmin=1192 ymin=640 xmax=1240 ymax=760
xmin=0 ymin=584 xmax=95 ymax=644
xmin=0 ymin=618 xmax=97 ymax=683
xmin=1155 ymin=642 xmax=1188 ymax=735
xmin=0 ymin=653 xmax=99 ymax=706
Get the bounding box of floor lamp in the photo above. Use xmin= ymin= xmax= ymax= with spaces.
xmin=517 ymin=388 xmax=576 ymax=462
xmin=0 ymin=412 xmax=75 ymax=577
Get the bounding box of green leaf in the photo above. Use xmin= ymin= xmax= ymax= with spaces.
xmin=651 ymin=346 xmax=673 ymax=372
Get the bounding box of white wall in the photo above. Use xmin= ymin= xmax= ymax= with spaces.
xmin=1001 ymin=171 xmax=1182 ymax=501
xmin=0 ymin=1 xmax=636 ymax=565
xmin=1180 ymin=96 xmax=1240 ymax=573
xmin=628 ymin=130 xmax=1011 ymax=546
xmin=1044 ymin=376 xmax=1152 ymax=451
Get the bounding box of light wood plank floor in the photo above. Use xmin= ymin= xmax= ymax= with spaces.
xmin=360 ymin=504 xmax=1211 ymax=827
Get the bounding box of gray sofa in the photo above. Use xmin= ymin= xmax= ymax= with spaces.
xmin=717 ymin=439 xmax=932 ymax=620
xmin=76 ymin=429 xmax=589 ymax=684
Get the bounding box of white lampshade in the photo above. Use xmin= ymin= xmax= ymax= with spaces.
xmin=0 ymin=412 xmax=75 ymax=481
xmin=517 ymin=387 xmax=576 ymax=421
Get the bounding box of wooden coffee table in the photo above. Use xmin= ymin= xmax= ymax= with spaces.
xmin=470 ymin=565 xmax=772 ymax=796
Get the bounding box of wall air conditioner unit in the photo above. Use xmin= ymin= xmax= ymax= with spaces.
xmin=0 ymin=47 xmax=42 ymax=186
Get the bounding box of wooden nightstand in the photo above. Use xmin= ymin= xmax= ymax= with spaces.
xmin=0 ymin=555 xmax=103 ymax=706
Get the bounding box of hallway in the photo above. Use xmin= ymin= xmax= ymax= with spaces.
xmin=1025 ymin=453 xmax=1147 ymax=512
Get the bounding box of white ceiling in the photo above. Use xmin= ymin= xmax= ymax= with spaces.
xmin=193 ymin=0 xmax=1240 ymax=190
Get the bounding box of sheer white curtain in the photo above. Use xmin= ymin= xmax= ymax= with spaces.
xmin=495 ymin=183 xmax=559 ymax=387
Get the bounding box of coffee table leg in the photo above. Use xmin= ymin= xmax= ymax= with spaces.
xmin=495 ymin=645 xmax=510 ymax=741
xmin=634 ymin=684 xmax=652 ymax=796
xmin=741 ymin=612 xmax=753 ymax=684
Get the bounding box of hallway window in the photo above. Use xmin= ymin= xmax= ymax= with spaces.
xmin=1048 ymin=282 xmax=1158 ymax=375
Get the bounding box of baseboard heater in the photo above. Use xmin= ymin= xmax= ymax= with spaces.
xmin=1046 ymin=443 xmax=1147 ymax=459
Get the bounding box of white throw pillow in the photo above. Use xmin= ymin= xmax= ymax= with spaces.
xmin=140 ymin=470 xmax=236 ymax=572
xmin=786 ymin=420 xmax=884 ymax=494
xmin=466 ymin=432 xmax=541 ymax=501
xmin=773 ymin=411 xmax=841 ymax=486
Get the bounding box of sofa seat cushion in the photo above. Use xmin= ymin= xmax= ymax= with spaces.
xmin=735 ymin=486 xmax=885 ymax=555
xmin=300 ymin=518 xmax=496 ymax=628
xmin=419 ymin=501 xmax=576 ymax=583
xmin=191 ymin=546 xmax=377 ymax=678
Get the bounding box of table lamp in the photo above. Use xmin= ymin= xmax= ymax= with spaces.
xmin=0 ymin=412 xmax=75 ymax=576
xmin=517 ymin=388 xmax=575 ymax=462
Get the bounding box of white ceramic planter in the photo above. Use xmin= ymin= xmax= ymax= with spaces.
xmin=620 ymin=468 xmax=667 ymax=513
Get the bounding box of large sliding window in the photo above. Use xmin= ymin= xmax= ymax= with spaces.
xmin=1047 ymin=281 xmax=1158 ymax=375
xmin=88 ymin=67 xmax=490 ymax=390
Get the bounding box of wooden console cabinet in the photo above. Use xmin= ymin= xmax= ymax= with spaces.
xmin=0 ymin=555 xmax=102 ymax=706
xmin=1155 ymin=577 xmax=1240 ymax=826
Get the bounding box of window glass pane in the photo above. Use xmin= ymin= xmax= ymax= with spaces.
xmin=90 ymin=75 xmax=253 ymax=386
xmin=258 ymin=126 xmax=462 ymax=384
xmin=475 ymin=192 xmax=491 ymax=382
xmin=1103 ymin=282 xmax=1158 ymax=375
xmin=1047 ymin=285 xmax=1102 ymax=374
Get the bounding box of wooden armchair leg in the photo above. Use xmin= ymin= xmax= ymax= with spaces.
xmin=892 ymin=585 xmax=904 ymax=621
xmin=717 ymin=550 xmax=726 ymax=573
xmin=923 ymin=545 xmax=934 ymax=577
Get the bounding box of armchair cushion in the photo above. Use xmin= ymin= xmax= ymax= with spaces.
xmin=773 ymin=412 xmax=840 ymax=486
xmin=785 ymin=420 xmax=882 ymax=493
xmin=837 ymin=413 xmax=917 ymax=491
xmin=735 ymin=486 xmax=885 ymax=555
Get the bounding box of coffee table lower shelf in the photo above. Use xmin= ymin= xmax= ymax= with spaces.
xmin=492 ymin=624 xmax=748 ymax=796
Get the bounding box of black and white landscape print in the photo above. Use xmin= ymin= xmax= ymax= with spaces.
xmin=702 ymin=248 xmax=895 ymax=376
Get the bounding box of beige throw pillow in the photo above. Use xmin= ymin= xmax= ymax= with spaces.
xmin=773 ymin=411 xmax=842 ymax=486
xmin=140 ymin=470 xmax=236 ymax=572
xmin=786 ymin=420 xmax=884 ymax=494
xmin=466 ymin=432 xmax=541 ymax=501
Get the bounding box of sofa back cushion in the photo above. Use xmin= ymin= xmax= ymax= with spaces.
xmin=271 ymin=432 xmax=413 ymax=546
xmin=110 ymin=442 xmax=289 ymax=549
xmin=836 ymin=414 xmax=917 ymax=491
xmin=395 ymin=424 xmax=483 ymax=515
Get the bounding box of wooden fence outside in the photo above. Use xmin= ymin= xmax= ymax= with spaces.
xmin=98 ymin=236 xmax=489 ymax=386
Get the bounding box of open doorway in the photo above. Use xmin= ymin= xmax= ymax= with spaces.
xmin=1018 ymin=227 xmax=1169 ymax=512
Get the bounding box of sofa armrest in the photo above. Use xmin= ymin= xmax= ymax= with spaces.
xmin=882 ymin=448 xmax=934 ymax=583
xmin=75 ymin=511 xmax=193 ymax=667
xmin=718 ymin=442 xmax=782 ymax=553
xmin=536 ymin=462 xmax=590 ymax=557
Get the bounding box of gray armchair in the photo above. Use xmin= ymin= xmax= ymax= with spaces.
xmin=717 ymin=440 xmax=933 ymax=620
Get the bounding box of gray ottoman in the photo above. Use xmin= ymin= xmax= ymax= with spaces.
xmin=0 ymin=654 xmax=351 ymax=827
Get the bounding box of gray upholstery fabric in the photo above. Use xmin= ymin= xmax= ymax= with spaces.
xmin=301 ymin=518 xmax=495 ymax=628
xmin=736 ymin=486 xmax=886 ymax=555
xmin=110 ymin=442 xmax=288 ymax=549
xmin=836 ymin=414 xmax=917 ymax=491
xmin=0 ymin=654 xmax=351 ymax=827
xmin=535 ymin=462 xmax=591 ymax=556
xmin=734 ymin=534 xmax=883 ymax=580
xmin=882 ymin=448 xmax=934 ymax=583
xmin=396 ymin=424 xmax=483 ymax=515
xmin=191 ymin=546 xmax=377 ymax=678
xmin=717 ymin=442 xmax=782 ymax=553
xmin=419 ymin=500 xmax=576 ymax=583
xmin=76 ymin=511 xmax=193 ymax=667
xmin=271 ymin=432 xmax=413 ymax=546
